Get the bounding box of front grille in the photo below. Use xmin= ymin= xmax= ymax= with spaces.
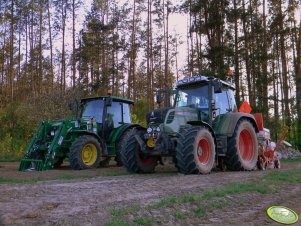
xmin=166 ymin=111 xmax=175 ymax=124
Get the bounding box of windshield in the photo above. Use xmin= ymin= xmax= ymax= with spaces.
xmin=81 ymin=99 xmax=104 ymax=123
xmin=175 ymin=85 xmax=209 ymax=109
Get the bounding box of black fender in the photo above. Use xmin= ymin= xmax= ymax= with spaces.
xmin=70 ymin=130 xmax=107 ymax=155
xmin=115 ymin=123 xmax=146 ymax=141
xmin=212 ymin=112 xmax=259 ymax=137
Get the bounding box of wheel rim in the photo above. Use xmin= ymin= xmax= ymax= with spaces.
xmin=82 ymin=144 xmax=97 ymax=166
xmin=197 ymin=138 xmax=211 ymax=165
xmin=239 ymin=129 xmax=254 ymax=162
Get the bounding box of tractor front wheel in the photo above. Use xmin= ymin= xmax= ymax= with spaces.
xmin=176 ymin=126 xmax=216 ymax=174
xmin=226 ymin=120 xmax=258 ymax=171
xmin=121 ymin=129 xmax=157 ymax=173
xmin=69 ymin=135 xmax=102 ymax=170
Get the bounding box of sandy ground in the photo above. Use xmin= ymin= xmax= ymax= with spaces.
xmin=0 ymin=161 xmax=300 ymax=226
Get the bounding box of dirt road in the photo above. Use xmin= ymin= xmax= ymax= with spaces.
xmin=0 ymin=161 xmax=300 ymax=226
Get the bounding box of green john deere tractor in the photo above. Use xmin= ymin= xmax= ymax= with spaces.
xmin=121 ymin=75 xmax=259 ymax=174
xmin=19 ymin=95 xmax=139 ymax=171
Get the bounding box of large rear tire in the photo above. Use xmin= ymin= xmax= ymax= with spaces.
xmin=69 ymin=135 xmax=102 ymax=170
xmin=115 ymin=128 xmax=134 ymax=166
xmin=226 ymin=120 xmax=258 ymax=171
xmin=121 ymin=129 xmax=157 ymax=173
xmin=176 ymin=126 xmax=216 ymax=174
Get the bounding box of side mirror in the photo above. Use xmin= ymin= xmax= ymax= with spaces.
xmin=214 ymin=81 xmax=223 ymax=93
xmin=156 ymin=93 xmax=162 ymax=104
xmin=105 ymin=96 xmax=112 ymax=106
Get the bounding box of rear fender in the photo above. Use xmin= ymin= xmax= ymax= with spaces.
xmin=106 ymin=124 xmax=143 ymax=155
xmin=213 ymin=112 xmax=259 ymax=137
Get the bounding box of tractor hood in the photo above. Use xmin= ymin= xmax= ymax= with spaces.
xmin=163 ymin=107 xmax=199 ymax=134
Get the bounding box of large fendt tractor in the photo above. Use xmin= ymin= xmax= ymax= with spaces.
xmin=19 ymin=95 xmax=137 ymax=171
xmin=121 ymin=75 xmax=261 ymax=174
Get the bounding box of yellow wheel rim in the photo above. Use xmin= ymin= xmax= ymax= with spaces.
xmin=81 ymin=144 xmax=97 ymax=166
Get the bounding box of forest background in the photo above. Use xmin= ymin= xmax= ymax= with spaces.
xmin=0 ymin=0 xmax=301 ymax=160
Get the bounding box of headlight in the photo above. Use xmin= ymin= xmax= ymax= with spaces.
xmin=156 ymin=127 xmax=161 ymax=132
xmin=50 ymin=130 xmax=55 ymax=136
xmin=147 ymin=127 xmax=152 ymax=133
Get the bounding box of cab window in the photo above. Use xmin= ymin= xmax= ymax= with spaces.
xmin=107 ymin=102 xmax=122 ymax=128
xmin=214 ymin=89 xmax=230 ymax=116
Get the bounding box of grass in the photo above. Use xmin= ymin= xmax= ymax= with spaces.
xmin=110 ymin=205 xmax=141 ymax=217
xmin=104 ymin=167 xmax=301 ymax=225
xmin=0 ymin=177 xmax=46 ymax=184
xmin=194 ymin=206 xmax=206 ymax=218
xmin=133 ymin=216 xmax=154 ymax=226
xmin=263 ymin=168 xmax=301 ymax=184
xmin=101 ymin=171 xmax=131 ymax=177
xmin=173 ymin=210 xmax=187 ymax=220
xmin=104 ymin=219 xmax=132 ymax=226
xmin=56 ymin=174 xmax=95 ymax=180
xmin=202 ymin=182 xmax=271 ymax=200
xmin=280 ymin=157 xmax=301 ymax=163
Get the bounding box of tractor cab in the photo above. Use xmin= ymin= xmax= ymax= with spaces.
xmin=172 ymin=76 xmax=237 ymax=125
xmin=80 ymin=96 xmax=133 ymax=140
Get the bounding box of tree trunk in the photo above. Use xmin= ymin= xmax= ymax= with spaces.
xmin=9 ymin=0 xmax=14 ymax=102
xmin=296 ymin=21 xmax=301 ymax=149
xmin=72 ymin=0 xmax=76 ymax=89
xmin=278 ymin=1 xmax=291 ymax=128
xmin=47 ymin=0 xmax=54 ymax=90
xmin=233 ymin=0 xmax=240 ymax=105
xmin=61 ymin=0 xmax=66 ymax=93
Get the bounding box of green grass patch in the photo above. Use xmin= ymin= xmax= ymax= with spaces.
xmin=133 ymin=216 xmax=153 ymax=226
xmin=56 ymin=174 xmax=95 ymax=180
xmin=149 ymin=194 xmax=197 ymax=209
xmin=0 ymin=158 xmax=20 ymax=162
xmin=209 ymin=199 xmax=228 ymax=209
xmin=104 ymin=219 xmax=132 ymax=226
xmin=0 ymin=177 xmax=46 ymax=184
xmin=280 ymin=157 xmax=301 ymax=163
xmin=263 ymin=168 xmax=301 ymax=184
xmin=173 ymin=210 xmax=188 ymax=220
xmin=202 ymin=182 xmax=270 ymax=200
xmin=194 ymin=206 xmax=206 ymax=218
xmin=101 ymin=171 xmax=131 ymax=177
xmin=110 ymin=205 xmax=141 ymax=217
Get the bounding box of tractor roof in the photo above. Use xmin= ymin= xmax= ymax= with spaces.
xmin=176 ymin=75 xmax=235 ymax=90
xmin=81 ymin=95 xmax=134 ymax=104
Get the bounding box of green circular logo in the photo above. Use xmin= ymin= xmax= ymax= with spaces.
xmin=267 ymin=206 xmax=299 ymax=225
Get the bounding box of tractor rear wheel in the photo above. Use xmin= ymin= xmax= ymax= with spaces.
xmin=115 ymin=128 xmax=134 ymax=166
xmin=176 ymin=126 xmax=215 ymax=174
xmin=69 ymin=135 xmax=102 ymax=170
xmin=226 ymin=120 xmax=258 ymax=171
xmin=121 ymin=129 xmax=157 ymax=173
